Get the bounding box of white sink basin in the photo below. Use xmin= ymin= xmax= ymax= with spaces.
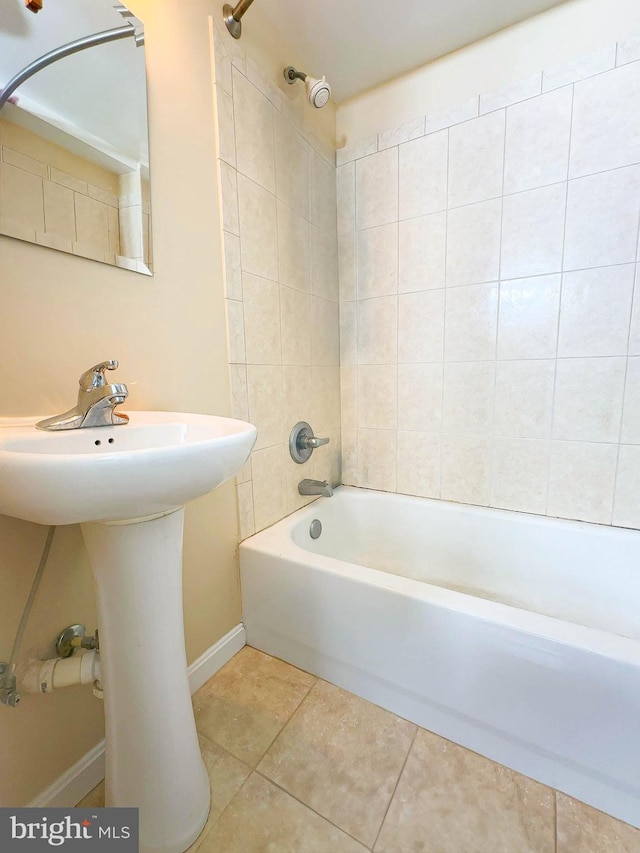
xmin=0 ymin=410 xmax=257 ymax=853
xmin=0 ymin=411 xmax=257 ymax=525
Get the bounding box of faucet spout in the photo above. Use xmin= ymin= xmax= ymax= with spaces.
xmin=36 ymin=361 xmax=129 ymax=431
xmin=298 ymin=479 xmax=333 ymax=498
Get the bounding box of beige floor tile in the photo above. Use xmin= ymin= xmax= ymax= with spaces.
xmin=198 ymin=772 xmax=368 ymax=853
xmin=374 ymin=729 xmax=554 ymax=853
xmin=557 ymin=794 xmax=640 ymax=852
xmin=193 ymin=646 xmax=316 ymax=767
xmin=76 ymin=780 xmax=105 ymax=808
xmin=258 ymin=679 xmax=416 ymax=847
xmin=186 ymin=734 xmax=252 ymax=852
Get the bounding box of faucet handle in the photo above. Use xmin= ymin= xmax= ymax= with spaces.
xmin=79 ymin=360 xmax=120 ymax=391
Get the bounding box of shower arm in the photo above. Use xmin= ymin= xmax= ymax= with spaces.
xmin=0 ymin=24 xmax=143 ymax=113
xmin=223 ymin=0 xmax=255 ymax=39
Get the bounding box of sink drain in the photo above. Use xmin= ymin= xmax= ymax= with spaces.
xmin=309 ymin=519 xmax=322 ymax=540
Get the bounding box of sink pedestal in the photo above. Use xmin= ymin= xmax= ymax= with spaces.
xmin=81 ymin=509 xmax=210 ymax=853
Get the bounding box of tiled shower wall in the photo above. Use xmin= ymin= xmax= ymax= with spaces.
xmin=338 ymin=39 xmax=640 ymax=529
xmin=211 ymin=23 xmax=341 ymax=539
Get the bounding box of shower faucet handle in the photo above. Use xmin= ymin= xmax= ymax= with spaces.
xmin=289 ymin=422 xmax=330 ymax=463
xmin=302 ymin=435 xmax=329 ymax=449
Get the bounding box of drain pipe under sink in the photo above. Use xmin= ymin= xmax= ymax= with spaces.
xmin=18 ymin=650 xmax=102 ymax=696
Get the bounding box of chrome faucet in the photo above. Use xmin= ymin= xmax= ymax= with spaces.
xmin=298 ymin=479 xmax=333 ymax=498
xmin=36 ymin=360 xmax=129 ymax=431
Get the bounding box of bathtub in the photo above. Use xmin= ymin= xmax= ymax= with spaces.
xmin=240 ymin=486 xmax=640 ymax=828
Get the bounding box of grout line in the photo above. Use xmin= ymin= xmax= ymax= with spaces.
xmin=489 ymin=110 xmax=508 ymax=508
xmin=546 ymin=82 xmax=575 ymax=515
xmin=439 ymin=128 xmax=451 ymax=499
xmin=371 ymin=725 xmax=418 ymax=850
xmin=612 ymin=211 xmax=640 ymax=524
xmin=253 ymin=769 xmax=371 ymax=849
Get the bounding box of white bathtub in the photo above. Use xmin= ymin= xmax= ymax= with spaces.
xmin=240 ymin=486 xmax=640 ymax=828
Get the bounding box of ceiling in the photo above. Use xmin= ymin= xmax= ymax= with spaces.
xmin=258 ymin=0 xmax=570 ymax=103
xmin=0 ymin=0 xmax=146 ymax=165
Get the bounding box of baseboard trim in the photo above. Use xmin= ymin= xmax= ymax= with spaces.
xmin=28 ymin=740 xmax=106 ymax=809
xmin=187 ymin=623 xmax=246 ymax=694
xmin=27 ymin=623 xmax=246 ymax=808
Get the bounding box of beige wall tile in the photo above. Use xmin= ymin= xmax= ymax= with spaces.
xmin=215 ymin=86 xmax=236 ymax=169
xmin=356 ymin=148 xmax=398 ymax=230
xmin=444 ymin=283 xmax=498 ymax=362
xmin=277 ymin=201 xmax=310 ymax=292
xmin=281 ymin=286 xmax=311 ymax=366
xmin=357 ymin=223 xmax=398 ymax=299
xmin=398 ymin=289 xmax=445 ymax=363
xmin=311 ymin=366 xmax=341 ymax=434
xmin=357 ymin=428 xmax=397 ymax=491
xmin=397 ymin=431 xmax=441 ymax=498
xmin=223 ymin=231 xmax=242 ymax=300
xmin=243 ymin=273 xmax=281 ymax=365
xmin=399 ymin=130 xmax=448 ymax=219
xmin=340 ymin=301 xmax=357 ymax=366
xmin=547 ymin=440 xmax=617 ymax=524
xmin=375 ymin=729 xmax=554 ymax=853
xmin=274 ymin=113 xmax=310 ymax=218
xmin=398 ymin=363 xmax=443 ymax=432
xmin=237 ymin=174 xmax=278 ymax=279
xmin=311 ymin=149 xmax=337 ymax=237
xmin=251 ymin=444 xmax=287 ymax=531
xmin=491 ymin=437 xmax=550 ymax=514
xmin=613 ymin=444 xmax=640 ymax=529
xmin=497 ymin=274 xmax=561 ymax=360
xmin=357 ymin=365 xmax=398 ymax=430
xmin=446 ymin=198 xmax=502 ymax=287
xmin=219 ymin=161 xmax=239 ymax=236
xmin=399 ymin=212 xmax=446 ymax=292
xmin=233 ymin=68 xmax=275 ymax=192
xmin=443 ymin=362 xmax=495 ymax=436
xmin=310 ymin=226 xmax=339 ymax=300
xmin=226 ymin=299 xmax=246 ymax=364
xmin=247 ymin=365 xmax=283 ymax=450
xmin=258 ymin=679 xmax=415 ymax=847
xmin=311 ymin=298 xmax=340 ymax=366
xmin=441 ymin=435 xmax=492 ymax=505
xmin=557 ymin=794 xmax=640 ymax=853
xmin=338 ymin=231 xmax=357 ymax=301
xmin=236 ymin=480 xmax=255 ymax=541
xmin=357 ymin=296 xmax=398 ymax=365
xmin=494 ymin=360 xmax=555 ymax=439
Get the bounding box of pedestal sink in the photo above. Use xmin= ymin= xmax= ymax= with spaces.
xmin=0 ymin=412 xmax=257 ymax=853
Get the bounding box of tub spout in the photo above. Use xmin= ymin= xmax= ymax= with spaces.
xmin=298 ymin=479 xmax=333 ymax=497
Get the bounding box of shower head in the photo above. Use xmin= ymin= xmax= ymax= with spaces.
xmin=284 ymin=66 xmax=331 ymax=109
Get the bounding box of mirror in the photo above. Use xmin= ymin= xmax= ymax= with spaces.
xmin=0 ymin=0 xmax=152 ymax=274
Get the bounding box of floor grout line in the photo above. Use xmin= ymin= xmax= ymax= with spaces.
xmin=371 ymin=724 xmax=419 ymax=851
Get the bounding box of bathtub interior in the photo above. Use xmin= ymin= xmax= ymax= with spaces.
xmin=289 ymin=487 xmax=640 ymax=641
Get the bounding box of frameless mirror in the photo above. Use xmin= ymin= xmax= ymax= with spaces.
xmin=0 ymin=0 xmax=152 ymax=274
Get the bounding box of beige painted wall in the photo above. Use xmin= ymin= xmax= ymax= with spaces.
xmin=337 ymin=0 xmax=640 ymax=143
xmin=0 ymin=0 xmax=238 ymax=806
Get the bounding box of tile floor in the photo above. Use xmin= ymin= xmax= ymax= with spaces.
xmin=79 ymin=646 xmax=640 ymax=852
